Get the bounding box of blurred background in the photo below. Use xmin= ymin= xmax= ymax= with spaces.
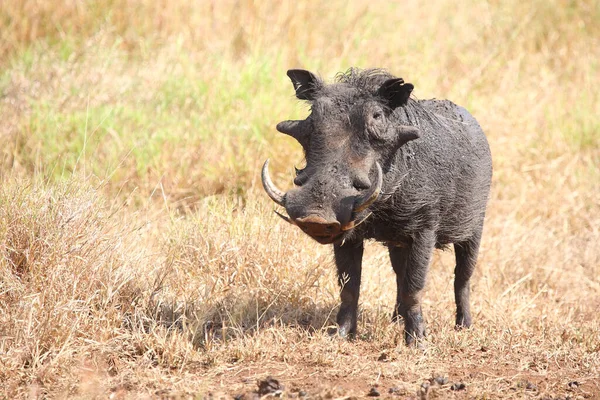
xmin=0 ymin=0 xmax=599 ymax=397
xmin=2 ymin=0 xmax=598 ymax=205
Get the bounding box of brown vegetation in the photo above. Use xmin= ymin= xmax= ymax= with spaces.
xmin=0 ymin=0 xmax=599 ymax=398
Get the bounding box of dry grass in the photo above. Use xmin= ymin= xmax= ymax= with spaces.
xmin=0 ymin=0 xmax=599 ymax=398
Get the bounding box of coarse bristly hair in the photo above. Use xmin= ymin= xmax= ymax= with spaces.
xmin=330 ymin=68 xmax=447 ymax=131
xmin=334 ymin=67 xmax=397 ymax=94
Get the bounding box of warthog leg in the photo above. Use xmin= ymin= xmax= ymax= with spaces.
xmin=389 ymin=230 xmax=435 ymax=346
xmin=333 ymin=238 xmax=364 ymax=338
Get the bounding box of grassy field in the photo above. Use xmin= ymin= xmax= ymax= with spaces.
xmin=1 ymin=0 xmax=599 ymax=398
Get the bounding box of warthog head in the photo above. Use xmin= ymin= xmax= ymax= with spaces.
xmin=262 ymin=69 xmax=420 ymax=244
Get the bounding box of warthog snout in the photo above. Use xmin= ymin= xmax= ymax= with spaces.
xmin=261 ymin=159 xmax=383 ymax=244
xmin=294 ymin=215 xmax=342 ymax=244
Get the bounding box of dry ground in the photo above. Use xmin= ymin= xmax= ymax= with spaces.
xmin=0 ymin=0 xmax=599 ymax=399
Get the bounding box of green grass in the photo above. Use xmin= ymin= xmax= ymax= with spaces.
xmin=4 ymin=47 xmax=306 ymax=201
xmin=3 ymin=0 xmax=598 ymax=199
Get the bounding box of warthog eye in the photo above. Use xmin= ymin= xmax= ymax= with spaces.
xmin=372 ymin=111 xmax=383 ymax=120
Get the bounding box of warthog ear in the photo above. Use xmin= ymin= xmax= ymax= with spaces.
xmin=396 ymin=125 xmax=420 ymax=147
xmin=377 ymin=78 xmax=414 ymax=109
xmin=287 ymin=69 xmax=320 ymax=101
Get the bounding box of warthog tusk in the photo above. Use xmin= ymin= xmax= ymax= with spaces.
xmin=341 ymin=212 xmax=373 ymax=231
xmin=274 ymin=210 xmax=296 ymax=225
xmin=261 ymin=159 xmax=286 ymax=207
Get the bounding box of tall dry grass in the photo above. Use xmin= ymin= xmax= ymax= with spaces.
xmin=0 ymin=0 xmax=599 ymax=398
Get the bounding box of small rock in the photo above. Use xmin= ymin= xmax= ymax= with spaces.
xmin=568 ymin=381 xmax=579 ymax=389
xmin=257 ymin=377 xmax=284 ymax=396
xmin=377 ymin=352 xmax=388 ymax=361
xmin=516 ymin=380 xmax=537 ymax=391
xmin=526 ymin=381 xmax=537 ymax=391
xmin=367 ymin=387 xmax=380 ymax=397
xmin=298 ymin=390 xmax=307 ymax=397
xmin=451 ymin=383 xmax=466 ymax=391
xmin=431 ymin=376 xmax=448 ymax=385
xmin=418 ymin=381 xmax=430 ymax=400
xmin=235 ymin=394 xmax=259 ymax=400
xmin=388 ymin=387 xmax=404 ymax=395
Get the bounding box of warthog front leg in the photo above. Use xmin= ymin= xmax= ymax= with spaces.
xmin=334 ymin=239 xmax=364 ymax=338
xmin=388 ymin=230 xmax=435 ymax=345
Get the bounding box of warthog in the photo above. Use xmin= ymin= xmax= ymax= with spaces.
xmin=262 ymin=68 xmax=492 ymax=344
